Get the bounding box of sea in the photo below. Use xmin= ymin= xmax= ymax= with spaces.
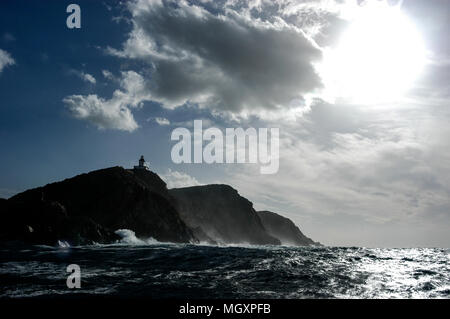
xmin=0 ymin=230 xmax=449 ymax=299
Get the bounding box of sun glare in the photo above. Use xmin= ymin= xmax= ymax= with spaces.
xmin=319 ymin=2 xmax=426 ymax=104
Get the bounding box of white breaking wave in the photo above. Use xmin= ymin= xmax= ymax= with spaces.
xmin=57 ymin=240 xmax=71 ymax=248
xmin=114 ymin=229 xmax=160 ymax=245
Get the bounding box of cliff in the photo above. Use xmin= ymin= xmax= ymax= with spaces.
xmin=169 ymin=185 xmax=280 ymax=245
xmin=0 ymin=167 xmax=318 ymax=247
xmin=0 ymin=167 xmax=195 ymax=245
xmin=256 ymin=210 xmax=318 ymax=246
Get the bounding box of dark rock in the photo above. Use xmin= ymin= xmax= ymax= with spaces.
xmin=169 ymin=185 xmax=281 ymax=245
xmin=0 ymin=167 xmax=319 ymax=247
xmin=257 ymin=210 xmax=319 ymax=246
xmin=2 ymin=167 xmax=196 ymax=245
xmin=0 ymin=196 xmax=117 ymax=245
xmin=190 ymin=226 xmax=218 ymax=245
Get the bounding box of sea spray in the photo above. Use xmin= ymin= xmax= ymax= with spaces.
xmin=114 ymin=229 xmax=159 ymax=245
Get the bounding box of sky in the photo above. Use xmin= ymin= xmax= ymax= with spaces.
xmin=0 ymin=0 xmax=449 ymax=247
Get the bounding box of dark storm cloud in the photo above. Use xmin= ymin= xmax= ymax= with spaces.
xmin=109 ymin=0 xmax=323 ymax=113
xmin=64 ymin=0 xmax=350 ymax=129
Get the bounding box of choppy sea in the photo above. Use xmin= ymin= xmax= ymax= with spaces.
xmin=1 ymin=231 xmax=449 ymax=299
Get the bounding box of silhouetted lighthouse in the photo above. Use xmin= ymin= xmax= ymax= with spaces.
xmin=134 ymin=155 xmax=149 ymax=170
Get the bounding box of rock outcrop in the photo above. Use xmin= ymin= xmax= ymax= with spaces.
xmin=1 ymin=167 xmax=195 ymax=245
xmin=169 ymin=185 xmax=281 ymax=245
xmin=0 ymin=167 xmax=318 ymax=247
xmin=256 ymin=210 xmax=318 ymax=246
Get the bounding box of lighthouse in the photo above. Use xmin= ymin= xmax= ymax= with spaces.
xmin=134 ymin=155 xmax=149 ymax=170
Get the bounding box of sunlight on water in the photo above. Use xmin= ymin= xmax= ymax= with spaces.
xmin=0 ymin=245 xmax=448 ymax=299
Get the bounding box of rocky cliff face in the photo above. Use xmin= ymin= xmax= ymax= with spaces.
xmin=0 ymin=196 xmax=119 ymax=245
xmin=256 ymin=210 xmax=318 ymax=246
xmin=169 ymin=185 xmax=281 ymax=245
xmin=1 ymin=167 xmax=195 ymax=245
xmin=0 ymin=167 xmax=318 ymax=247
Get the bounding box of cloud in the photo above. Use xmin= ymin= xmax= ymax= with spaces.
xmin=81 ymin=73 xmax=96 ymax=84
xmin=225 ymin=99 xmax=450 ymax=246
xmin=102 ymin=70 xmax=115 ymax=81
xmin=63 ymin=71 xmax=150 ymax=131
xmin=148 ymin=117 xmax=170 ymax=126
xmin=70 ymin=69 xmax=97 ymax=84
xmin=107 ymin=0 xmax=323 ymax=116
xmin=65 ymin=0 xmax=356 ymax=129
xmin=161 ymin=169 xmax=202 ymax=189
xmin=0 ymin=49 xmax=15 ymax=74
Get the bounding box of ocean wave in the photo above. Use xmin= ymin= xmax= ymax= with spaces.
xmin=1 ymin=245 xmax=448 ymax=299
xmin=114 ymin=229 xmax=160 ymax=246
xmin=57 ymin=240 xmax=71 ymax=248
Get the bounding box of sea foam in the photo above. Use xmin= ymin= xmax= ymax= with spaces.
xmin=114 ymin=229 xmax=159 ymax=245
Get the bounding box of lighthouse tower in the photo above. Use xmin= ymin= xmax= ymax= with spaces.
xmin=134 ymin=155 xmax=149 ymax=170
